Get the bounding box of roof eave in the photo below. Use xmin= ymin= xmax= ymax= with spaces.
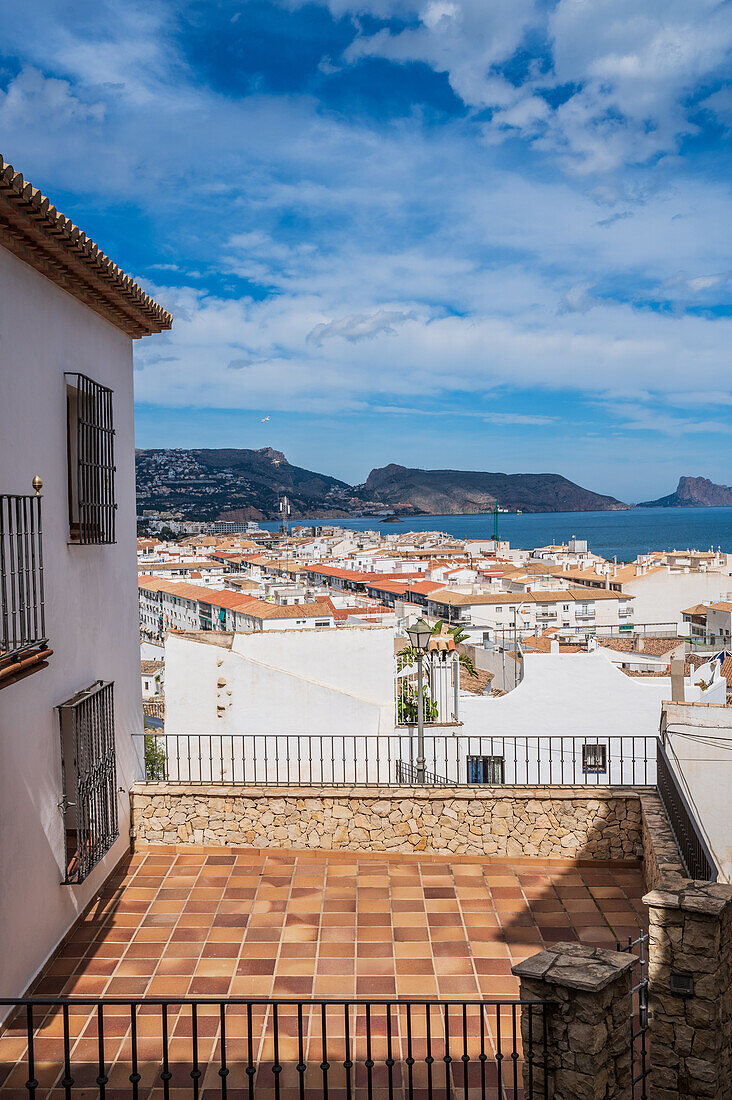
xmin=0 ymin=157 xmax=173 ymax=338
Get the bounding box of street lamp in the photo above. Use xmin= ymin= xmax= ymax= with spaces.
xmin=512 ymin=603 xmax=528 ymax=688
xmin=406 ymin=618 xmax=432 ymax=782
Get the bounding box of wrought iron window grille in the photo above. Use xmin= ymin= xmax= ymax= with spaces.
xmin=0 ymin=485 xmax=47 ymax=670
xmin=65 ymin=373 xmax=116 ymax=545
xmin=581 ymin=743 xmax=607 ymax=774
xmin=467 ymin=754 xmax=506 ymax=785
xmin=57 ymin=680 xmax=119 ymax=884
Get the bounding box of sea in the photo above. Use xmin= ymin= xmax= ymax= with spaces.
xmin=259 ymin=506 xmax=732 ymax=562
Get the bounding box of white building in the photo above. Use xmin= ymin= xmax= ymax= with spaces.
xmin=701 ymin=601 xmax=732 ymax=647
xmin=165 ymin=625 xmax=395 ymax=733
xmin=141 ymin=659 xmax=164 ymax=700
xmin=0 ymin=157 xmax=171 ymax=1007
xmin=661 ymin=700 xmax=732 ymax=882
xmin=425 ymin=587 xmax=634 ymax=642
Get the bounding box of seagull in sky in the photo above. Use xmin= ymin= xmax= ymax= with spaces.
xmin=260 ymin=416 xmax=271 ymax=422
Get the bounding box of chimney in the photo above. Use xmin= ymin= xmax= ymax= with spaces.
xmin=670 ymin=659 xmax=685 ymax=703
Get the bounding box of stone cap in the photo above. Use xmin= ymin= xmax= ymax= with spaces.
xmin=131 ymin=782 xmax=648 ymax=801
xmin=512 ymin=942 xmax=636 ymax=992
xmin=643 ymin=880 xmax=732 ymax=916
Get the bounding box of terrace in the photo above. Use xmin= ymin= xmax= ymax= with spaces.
xmin=0 ymin=734 xmax=724 ymax=1098
xmin=0 ymin=847 xmax=645 ymax=1098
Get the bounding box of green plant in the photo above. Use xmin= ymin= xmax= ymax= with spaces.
xmin=144 ymin=734 xmax=167 ymax=780
xmin=398 ymin=621 xmax=477 ymax=678
xmin=397 ymin=684 xmax=439 ymax=725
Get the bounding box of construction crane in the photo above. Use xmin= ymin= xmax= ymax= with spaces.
xmin=279 ymin=495 xmax=291 ymax=537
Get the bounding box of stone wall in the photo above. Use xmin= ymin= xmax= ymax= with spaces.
xmin=131 ymin=784 xmax=645 ymax=860
xmin=639 ymin=791 xmax=688 ymax=892
xmin=513 ymin=943 xmax=636 ymax=1100
xmin=645 ymin=881 xmax=732 ymax=1099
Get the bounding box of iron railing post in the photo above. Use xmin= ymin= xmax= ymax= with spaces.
xmin=416 ymin=650 xmax=425 ymax=783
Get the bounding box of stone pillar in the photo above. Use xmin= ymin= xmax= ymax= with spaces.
xmin=644 ymin=881 xmax=732 ymax=1100
xmin=512 ymin=942 xmax=636 ymax=1099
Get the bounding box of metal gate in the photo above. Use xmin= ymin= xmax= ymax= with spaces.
xmin=617 ymin=930 xmax=650 ymax=1098
xmin=57 ymin=680 xmax=118 ymax=883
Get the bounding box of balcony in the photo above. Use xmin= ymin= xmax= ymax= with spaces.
xmin=0 ymin=487 xmax=50 ymax=687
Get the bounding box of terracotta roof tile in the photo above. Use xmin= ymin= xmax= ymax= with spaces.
xmin=0 ymin=156 xmax=172 ymax=336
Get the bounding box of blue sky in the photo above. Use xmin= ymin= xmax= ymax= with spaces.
xmin=1 ymin=0 xmax=732 ymax=501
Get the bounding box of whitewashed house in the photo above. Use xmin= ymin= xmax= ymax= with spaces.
xmin=0 ymin=157 xmax=171 ymax=1008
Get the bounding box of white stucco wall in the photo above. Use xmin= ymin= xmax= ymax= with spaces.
xmin=0 ymin=247 xmax=144 ymax=1004
xmin=625 ymin=571 xmax=732 ymax=627
xmin=663 ymin=703 xmax=732 ymax=882
xmin=164 ymin=626 xmax=395 ymax=745
xmin=460 ymin=650 xmax=724 ymax=742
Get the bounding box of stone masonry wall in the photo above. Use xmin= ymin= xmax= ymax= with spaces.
xmin=645 ymin=882 xmax=732 ymax=1100
xmin=131 ymin=785 xmax=645 ymax=860
xmin=639 ymin=790 xmax=688 ymax=892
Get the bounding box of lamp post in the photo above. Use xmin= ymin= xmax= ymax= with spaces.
xmin=513 ymin=603 xmax=527 ymax=689
xmin=406 ymin=618 xmax=432 ymax=783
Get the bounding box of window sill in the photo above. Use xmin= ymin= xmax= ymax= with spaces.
xmin=0 ymin=647 xmax=53 ymax=689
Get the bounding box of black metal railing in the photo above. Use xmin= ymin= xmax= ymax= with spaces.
xmin=57 ymin=681 xmax=119 ymax=883
xmin=0 ymin=996 xmax=551 ymax=1099
xmin=617 ymin=931 xmax=650 ymax=1099
xmin=396 ymin=759 xmax=451 ymax=785
xmin=66 ymin=372 xmax=116 ymax=545
xmin=656 ymin=740 xmax=717 ymax=881
xmin=0 ymin=491 xmax=46 ymax=666
xmin=137 ymin=733 xmax=658 ymax=787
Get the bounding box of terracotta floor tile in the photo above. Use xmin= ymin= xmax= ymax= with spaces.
xmin=236 ymin=959 xmax=276 ymax=976
xmin=5 ymin=846 xmax=649 ymax=1080
xmin=356 ymin=943 xmax=392 ymax=959
xmin=275 ymin=959 xmax=316 ymax=977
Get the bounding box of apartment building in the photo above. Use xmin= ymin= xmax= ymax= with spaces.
xmin=232 ymin=599 xmax=335 ymax=631
xmin=425 ymin=587 xmax=634 ymax=640
xmin=524 ymin=555 xmax=732 ymax=626
xmin=0 ymin=157 xmax=171 ymax=1003
xmin=682 ymin=600 xmax=732 ymax=647
xmin=139 ymin=576 xmax=335 ymax=638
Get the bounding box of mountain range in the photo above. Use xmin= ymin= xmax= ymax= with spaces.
xmin=135 ymin=448 xmax=628 ymax=520
xmin=361 ymin=464 xmax=627 ymax=514
xmin=637 ymin=476 xmax=732 ymax=508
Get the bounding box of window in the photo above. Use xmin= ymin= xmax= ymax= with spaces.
xmin=57 ymin=681 xmax=118 ymax=883
xmin=582 ymin=743 xmax=607 ymax=775
xmin=65 ymin=373 xmax=116 ymax=544
xmin=315 ymin=620 xmax=330 ymax=627
xmin=1 ymin=490 xmax=47 ymax=676
xmin=467 ymin=755 xmax=505 ymax=784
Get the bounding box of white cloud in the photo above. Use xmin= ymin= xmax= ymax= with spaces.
xmin=559 ymin=283 xmax=596 ymax=314
xmin=0 ymin=67 xmax=105 ymax=128
xmin=307 ymin=309 xmax=417 ymax=344
xmin=298 ymin=0 xmax=732 ymax=173
xmin=0 ymin=0 xmax=729 ymax=437
xmin=481 ymin=412 xmax=556 ymax=425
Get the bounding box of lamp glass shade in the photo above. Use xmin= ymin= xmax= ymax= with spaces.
xmin=407 ymin=619 xmax=433 ymax=651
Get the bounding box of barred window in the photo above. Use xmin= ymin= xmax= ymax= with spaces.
xmin=58 ymin=680 xmax=118 ymax=883
xmin=65 ymin=373 xmax=116 ymax=544
xmin=582 ymin=742 xmax=607 ymax=774
xmin=467 ymin=754 xmax=505 ymax=784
